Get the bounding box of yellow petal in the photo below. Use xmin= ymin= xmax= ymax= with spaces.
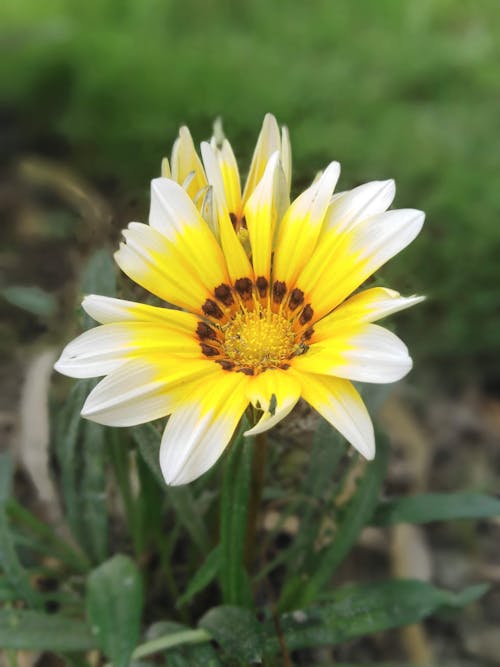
xmin=148 ymin=178 xmax=230 ymax=290
xmin=292 ymin=323 xmax=412 ymax=384
xmin=82 ymin=294 xmax=198 ymax=325
xmin=298 ymin=208 xmax=425 ymax=320
xmin=54 ymin=319 xmax=199 ymax=379
xmin=81 ymin=357 xmax=216 ymax=427
xmin=244 ymin=152 xmax=280 ymax=279
xmin=115 ymin=222 xmax=210 ymax=312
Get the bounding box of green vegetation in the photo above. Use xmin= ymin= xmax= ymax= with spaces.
xmin=2 ymin=0 xmax=499 ymax=374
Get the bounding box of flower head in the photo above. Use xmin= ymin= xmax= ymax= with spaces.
xmin=55 ymin=114 xmax=425 ymax=485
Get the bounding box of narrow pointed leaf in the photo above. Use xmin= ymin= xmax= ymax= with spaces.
xmin=372 ymin=492 xmax=500 ymax=526
xmin=219 ymin=432 xmax=253 ymax=607
xmin=177 ymin=545 xmax=221 ymax=607
xmin=132 ymin=422 xmax=210 ymax=554
xmin=267 ymin=581 xmax=488 ymax=653
xmin=0 ymin=609 xmax=96 ymax=650
xmin=279 ymin=433 xmax=389 ymax=611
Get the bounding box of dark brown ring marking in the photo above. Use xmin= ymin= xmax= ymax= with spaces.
xmin=200 ymin=343 xmax=219 ymax=357
xmin=256 ymin=276 xmax=269 ymax=298
xmin=217 ymin=359 xmax=235 ymax=371
xmin=202 ymin=299 xmax=224 ymax=320
xmin=196 ymin=322 xmax=217 ymax=340
xmin=272 ymin=280 xmax=287 ymax=304
xmin=214 ymin=283 xmax=234 ymax=306
xmin=289 ymin=287 xmax=305 ymax=310
xmin=234 ymin=277 xmax=253 ymax=300
xmin=299 ymin=304 xmax=314 ymax=325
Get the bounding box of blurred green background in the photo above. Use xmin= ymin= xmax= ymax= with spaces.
xmin=2 ymin=0 xmax=499 ymax=383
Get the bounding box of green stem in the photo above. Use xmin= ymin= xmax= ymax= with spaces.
xmin=244 ymin=432 xmax=268 ymax=570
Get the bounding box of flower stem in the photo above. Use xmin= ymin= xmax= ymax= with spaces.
xmin=244 ymin=432 xmax=268 ymax=570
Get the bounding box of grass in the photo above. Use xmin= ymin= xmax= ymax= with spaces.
xmin=2 ymin=0 xmax=499 ymax=377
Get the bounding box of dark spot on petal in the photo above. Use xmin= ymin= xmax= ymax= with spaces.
xmin=196 ymin=321 xmax=217 ymax=340
xmin=299 ymin=304 xmax=314 ymax=325
xmin=229 ymin=212 xmax=237 ymax=228
xmin=234 ymin=277 xmax=253 ymax=300
xmin=272 ymin=280 xmax=287 ymax=304
xmin=303 ymin=326 xmax=314 ymax=341
xmin=289 ymin=288 xmax=304 ymax=310
xmin=201 ymin=343 xmax=219 ymax=357
xmin=202 ymin=299 xmax=224 ymax=319
xmin=237 ymin=366 xmax=254 ymax=375
xmin=214 ymin=283 xmax=234 ymax=306
xmin=279 ymin=363 xmax=291 ymax=370
xmin=217 ymin=359 xmax=235 ymax=371
xmin=256 ymin=276 xmax=268 ymax=298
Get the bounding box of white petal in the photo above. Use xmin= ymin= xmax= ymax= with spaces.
xmin=81 ymin=358 xmax=212 ymax=427
xmin=55 ymin=325 xmax=134 ymax=379
xmin=312 ymin=288 xmax=425 ymax=336
xmin=323 ymin=179 xmax=396 ymax=235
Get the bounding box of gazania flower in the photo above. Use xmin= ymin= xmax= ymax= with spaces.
xmin=55 ymin=114 xmax=424 ymax=486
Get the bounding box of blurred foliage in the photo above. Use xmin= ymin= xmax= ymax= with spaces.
xmin=1 ymin=0 xmax=500 ymax=377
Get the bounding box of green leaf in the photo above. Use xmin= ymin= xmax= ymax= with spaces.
xmin=372 ymin=492 xmax=500 ymax=526
xmin=279 ymin=433 xmax=389 ymax=611
xmin=0 ymin=609 xmax=96 ymax=651
xmin=1 ymin=285 xmax=57 ymax=317
xmin=7 ymin=500 xmax=90 ymax=572
xmin=199 ymin=606 xmax=263 ymax=663
xmin=52 ymin=379 xmax=108 ymax=563
xmin=86 ymin=554 xmax=143 ymax=667
xmin=177 ymin=545 xmax=221 ymax=608
xmin=0 ymin=453 xmax=41 ymax=607
xmin=267 ymin=580 xmax=488 ymax=653
xmin=144 ymin=622 xmax=220 ymax=666
xmin=132 ymin=422 xmax=210 ymax=554
xmin=219 ymin=432 xmax=253 ymax=607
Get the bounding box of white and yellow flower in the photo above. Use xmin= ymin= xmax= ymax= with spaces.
xmin=55 ymin=114 xmax=424 ymax=486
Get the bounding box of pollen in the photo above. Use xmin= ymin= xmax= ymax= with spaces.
xmin=223 ymin=309 xmax=296 ymax=371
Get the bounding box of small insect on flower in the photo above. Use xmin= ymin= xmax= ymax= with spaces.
xmin=55 ymin=114 xmax=425 ymax=486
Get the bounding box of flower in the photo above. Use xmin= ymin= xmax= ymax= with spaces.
xmin=55 ymin=114 xmax=425 ymax=486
